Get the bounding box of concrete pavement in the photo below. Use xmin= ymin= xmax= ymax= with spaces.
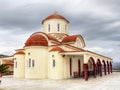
xmin=0 ymin=72 xmax=120 ymax=90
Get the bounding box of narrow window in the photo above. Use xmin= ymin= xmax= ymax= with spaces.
xmin=53 ymin=60 xmax=55 ymax=67
xmin=57 ymin=23 xmax=60 ymax=31
xmin=32 ymin=60 xmax=35 ymax=67
xmin=15 ymin=61 xmax=17 ymax=68
xmin=48 ymin=24 xmax=50 ymax=32
xmin=29 ymin=59 xmax=31 ymax=67
xmin=70 ymin=58 xmax=72 ymax=76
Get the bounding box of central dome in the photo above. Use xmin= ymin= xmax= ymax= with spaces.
xmin=42 ymin=13 xmax=69 ymax=24
xmin=25 ymin=33 xmax=48 ymax=47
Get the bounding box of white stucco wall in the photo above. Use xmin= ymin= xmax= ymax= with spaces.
xmin=48 ymin=51 xmax=64 ymax=79
xmin=25 ymin=46 xmax=48 ymax=79
xmin=14 ymin=54 xmax=25 ymax=78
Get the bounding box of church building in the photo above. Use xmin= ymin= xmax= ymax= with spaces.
xmin=14 ymin=13 xmax=112 ymax=81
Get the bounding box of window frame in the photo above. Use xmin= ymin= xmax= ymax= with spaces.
xmin=29 ymin=59 xmax=31 ymax=67
xmin=32 ymin=60 xmax=35 ymax=67
xmin=53 ymin=59 xmax=55 ymax=67
xmin=57 ymin=23 xmax=60 ymax=31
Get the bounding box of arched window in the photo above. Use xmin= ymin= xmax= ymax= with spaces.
xmin=32 ymin=60 xmax=35 ymax=67
xmin=57 ymin=23 xmax=60 ymax=31
xmin=53 ymin=60 xmax=55 ymax=67
xmin=29 ymin=59 xmax=31 ymax=67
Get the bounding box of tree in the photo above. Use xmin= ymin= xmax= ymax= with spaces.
xmin=0 ymin=64 xmax=9 ymax=77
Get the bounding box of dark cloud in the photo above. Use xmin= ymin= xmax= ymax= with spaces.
xmin=68 ymin=13 xmax=120 ymax=42
xmin=0 ymin=2 xmax=66 ymax=32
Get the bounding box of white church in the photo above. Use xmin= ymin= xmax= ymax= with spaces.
xmin=14 ymin=13 xmax=112 ymax=81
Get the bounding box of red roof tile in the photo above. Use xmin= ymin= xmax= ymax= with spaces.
xmin=15 ymin=49 xmax=24 ymax=51
xmin=64 ymin=44 xmax=86 ymax=52
xmin=62 ymin=35 xmax=80 ymax=43
xmin=49 ymin=47 xmax=64 ymax=52
xmin=14 ymin=51 xmax=25 ymax=55
xmin=25 ymin=33 xmax=48 ymax=47
xmin=42 ymin=13 xmax=69 ymax=24
xmin=47 ymin=34 xmax=59 ymax=42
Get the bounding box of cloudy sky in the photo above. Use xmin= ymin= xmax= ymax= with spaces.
xmin=0 ymin=0 xmax=120 ymax=62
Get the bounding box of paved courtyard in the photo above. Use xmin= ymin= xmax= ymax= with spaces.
xmin=0 ymin=72 xmax=120 ymax=90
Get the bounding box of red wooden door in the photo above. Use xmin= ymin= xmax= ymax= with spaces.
xmin=70 ymin=58 xmax=72 ymax=77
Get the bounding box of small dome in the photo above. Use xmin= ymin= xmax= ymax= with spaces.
xmin=25 ymin=33 xmax=48 ymax=47
xmin=49 ymin=47 xmax=64 ymax=52
xmin=42 ymin=13 xmax=69 ymax=24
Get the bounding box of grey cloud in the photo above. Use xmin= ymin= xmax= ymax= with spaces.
xmin=93 ymin=0 xmax=120 ymax=14
xmin=68 ymin=13 xmax=120 ymax=42
xmin=0 ymin=0 xmax=120 ymax=62
xmin=0 ymin=2 xmax=66 ymax=32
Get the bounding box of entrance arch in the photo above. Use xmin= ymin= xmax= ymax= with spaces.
xmin=88 ymin=57 xmax=96 ymax=78
xmin=102 ymin=60 xmax=107 ymax=75
xmin=97 ymin=59 xmax=102 ymax=76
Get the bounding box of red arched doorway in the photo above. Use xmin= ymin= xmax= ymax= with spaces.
xmin=88 ymin=59 xmax=93 ymax=77
xmin=102 ymin=60 xmax=107 ymax=75
xmin=84 ymin=57 xmax=96 ymax=81
xmin=87 ymin=57 xmax=96 ymax=78
xmin=97 ymin=59 xmax=102 ymax=76
xmin=90 ymin=57 xmax=96 ymax=78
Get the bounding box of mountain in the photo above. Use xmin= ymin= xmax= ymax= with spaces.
xmin=0 ymin=54 xmax=9 ymax=58
xmin=113 ymin=62 xmax=120 ymax=70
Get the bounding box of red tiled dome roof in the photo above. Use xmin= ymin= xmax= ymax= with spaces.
xmin=62 ymin=35 xmax=86 ymax=47
xmin=62 ymin=35 xmax=80 ymax=43
xmin=42 ymin=13 xmax=69 ymax=24
xmin=49 ymin=47 xmax=64 ymax=52
xmin=25 ymin=33 xmax=48 ymax=47
xmin=14 ymin=51 xmax=25 ymax=55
